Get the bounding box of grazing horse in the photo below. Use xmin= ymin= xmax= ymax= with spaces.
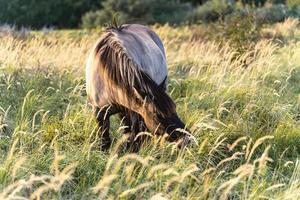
xmin=86 ymin=23 xmax=192 ymax=151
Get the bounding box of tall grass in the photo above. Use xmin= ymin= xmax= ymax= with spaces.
xmin=1 ymin=23 xmax=300 ymax=199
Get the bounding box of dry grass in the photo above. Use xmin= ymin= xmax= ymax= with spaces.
xmin=262 ymin=17 xmax=299 ymax=41
xmin=1 ymin=24 xmax=300 ymax=199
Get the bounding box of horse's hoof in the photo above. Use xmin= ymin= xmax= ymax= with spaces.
xmin=100 ymin=140 xmax=112 ymax=151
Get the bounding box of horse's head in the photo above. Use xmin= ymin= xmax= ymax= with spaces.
xmin=133 ymin=79 xmax=194 ymax=146
xmin=157 ymin=113 xmax=193 ymax=146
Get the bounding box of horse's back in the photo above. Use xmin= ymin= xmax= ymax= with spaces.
xmin=114 ymin=24 xmax=168 ymax=85
xmin=86 ymin=24 xmax=168 ymax=107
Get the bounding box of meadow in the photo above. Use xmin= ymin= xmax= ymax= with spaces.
xmin=1 ymin=20 xmax=300 ymax=199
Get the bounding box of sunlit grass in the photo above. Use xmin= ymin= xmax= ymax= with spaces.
xmin=1 ymin=22 xmax=300 ymax=199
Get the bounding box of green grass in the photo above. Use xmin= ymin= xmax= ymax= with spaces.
xmin=1 ymin=24 xmax=300 ymax=199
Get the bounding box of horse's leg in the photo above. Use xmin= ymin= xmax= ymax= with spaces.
xmin=94 ymin=105 xmax=119 ymax=151
xmin=119 ymin=111 xmax=132 ymax=149
xmin=130 ymin=113 xmax=148 ymax=152
xmin=120 ymin=110 xmax=148 ymax=152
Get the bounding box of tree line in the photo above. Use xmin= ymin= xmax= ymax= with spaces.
xmin=0 ymin=0 xmax=293 ymax=29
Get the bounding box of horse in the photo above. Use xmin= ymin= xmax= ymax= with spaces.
xmin=86 ymin=23 xmax=192 ymax=151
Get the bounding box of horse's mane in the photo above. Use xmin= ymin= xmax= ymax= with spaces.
xmin=94 ymin=24 xmax=175 ymax=117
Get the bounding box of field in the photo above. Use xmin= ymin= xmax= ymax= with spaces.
xmin=1 ymin=21 xmax=300 ymax=199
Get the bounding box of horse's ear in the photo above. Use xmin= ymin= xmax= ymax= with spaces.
xmin=158 ymin=76 xmax=167 ymax=91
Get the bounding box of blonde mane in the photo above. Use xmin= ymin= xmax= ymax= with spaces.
xmin=93 ymin=25 xmax=175 ymax=117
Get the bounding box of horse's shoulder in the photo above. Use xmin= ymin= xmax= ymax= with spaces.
xmin=122 ymin=24 xmax=165 ymax=54
xmin=103 ymin=24 xmax=168 ymax=85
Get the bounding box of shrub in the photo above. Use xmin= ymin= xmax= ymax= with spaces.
xmin=82 ymin=0 xmax=154 ymax=28
xmin=207 ymin=12 xmax=262 ymax=52
xmin=287 ymin=0 xmax=300 ymax=9
xmin=254 ymin=4 xmax=291 ymax=24
xmin=81 ymin=11 xmax=110 ymax=29
xmin=189 ymin=0 xmax=234 ymax=23
xmin=287 ymin=2 xmax=300 ymax=20
xmin=151 ymin=0 xmax=192 ymax=24
xmin=0 ymin=0 xmax=101 ymax=28
xmin=292 ymin=5 xmax=300 ymax=16
xmin=81 ymin=0 xmax=192 ymax=28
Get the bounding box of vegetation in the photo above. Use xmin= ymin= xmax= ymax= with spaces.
xmin=82 ymin=0 xmax=192 ymax=28
xmin=1 ymin=19 xmax=300 ymax=199
xmin=83 ymin=0 xmax=300 ymax=28
xmin=0 ymin=0 xmax=101 ymax=28
xmin=1 ymin=0 xmax=300 ymax=28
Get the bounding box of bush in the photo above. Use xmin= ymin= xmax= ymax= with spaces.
xmin=189 ymin=1 xmax=299 ymax=25
xmin=151 ymin=0 xmax=192 ymax=24
xmin=81 ymin=11 xmax=110 ymax=29
xmin=0 ymin=0 xmax=101 ymax=28
xmin=207 ymin=12 xmax=262 ymax=52
xmin=254 ymin=4 xmax=291 ymax=24
xmin=81 ymin=0 xmax=192 ymax=28
xmin=82 ymin=0 xmax=154 ymax=28
xmin=287 ymin=0 xmax=300 ymax=8
xmin=189 ymin=0 xmax=234 ymax=23
xmin=292 ymin=5 xmax=300 ymax=16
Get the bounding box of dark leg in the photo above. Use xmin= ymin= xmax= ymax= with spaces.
xmin=94 ymin=105 xmax=119 ymax=151
xmin=119 ymin=109 xmax=148 ymax=152
xmin=119 ymin=111 xmax=133 ymax=150
xmin=130 ymin=113 xmax=148 ymax=152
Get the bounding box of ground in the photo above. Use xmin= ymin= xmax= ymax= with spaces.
xmin=1 ymin=22 xmax=300 ymax=199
